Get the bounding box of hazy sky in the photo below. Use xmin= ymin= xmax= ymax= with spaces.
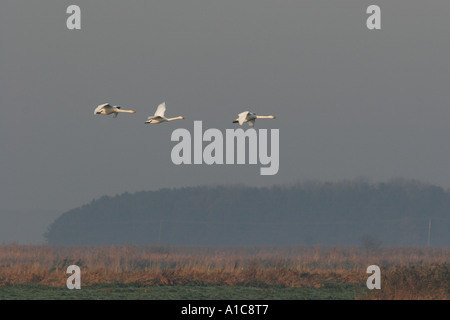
xmin=2 ymin=0 xmax=450 ymax=243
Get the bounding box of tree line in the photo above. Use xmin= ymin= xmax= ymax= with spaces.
xmin=45 ymin=179 xmax=450 ymax=246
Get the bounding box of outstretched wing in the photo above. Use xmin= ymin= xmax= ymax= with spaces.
xmin=154 ymin=102 xmax=166 ymax=117
xmin=237 ymin=111 xmax=250 ymax=125
xmin=94 ymin=103 xmax=110 ymax=114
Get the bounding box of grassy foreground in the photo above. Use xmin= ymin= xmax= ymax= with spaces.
xmin=0 ymin=245 xmax=448 ymax=300
xmin=0 ymin=283 xmax=365 ymax=300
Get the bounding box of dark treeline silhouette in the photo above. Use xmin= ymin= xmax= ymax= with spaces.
xmin=45 ymin=179 xmax=450 ymax=246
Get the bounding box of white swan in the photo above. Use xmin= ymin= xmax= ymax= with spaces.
xmin=145 ymin=102 xmax=184 ymax=124
xmin=233 ymin=111 xmax=275 ymax=127
xmin=94 ymin=103 xmax=136 ymax=118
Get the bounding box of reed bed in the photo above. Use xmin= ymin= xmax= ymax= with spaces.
xmin=0 ymin=244 xmax=448 ymax=299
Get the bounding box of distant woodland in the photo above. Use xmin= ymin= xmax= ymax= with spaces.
xmin=45 ymin=179 xmax=450 ymax=247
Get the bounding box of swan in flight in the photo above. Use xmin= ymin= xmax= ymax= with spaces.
xmin=233 ymin=111 xmax=275 ymax=127
xmin=145 ymin=102 xmax=184 ymax=124
xmin=94 ymin=103 xmax=136 ymax=118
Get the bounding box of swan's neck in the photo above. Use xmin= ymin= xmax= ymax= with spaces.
xmin=167 ymin=116 xmax=184 ymax=121
xmin=116 ymin=109 xmax=136 ymax=113
xmin=256 ymin=115 xmax=275 ymax=119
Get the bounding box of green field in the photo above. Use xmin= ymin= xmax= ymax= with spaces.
xmin=0 ymin=283 xmax=365 ymax=300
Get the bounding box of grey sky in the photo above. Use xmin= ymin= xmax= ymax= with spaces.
xmin=2 ymin=0 xmax=450 ymax=243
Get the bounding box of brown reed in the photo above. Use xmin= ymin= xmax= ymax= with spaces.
xmin=0 ymin=244 xmax=448 ymax=299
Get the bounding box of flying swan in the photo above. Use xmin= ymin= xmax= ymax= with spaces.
xmin=145 ymin=102 xmax=184 ymax=124
xmin=94 ymin=103 xmax=136 ymax=118
xmin=233 ymin=111 xmax=276 ymax=127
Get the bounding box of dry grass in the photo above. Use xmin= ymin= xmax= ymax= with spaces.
xmin=359 ymin=263 xmax=449 ymax=300
xmin=0 ymin=244 xmax=448 ymax=299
